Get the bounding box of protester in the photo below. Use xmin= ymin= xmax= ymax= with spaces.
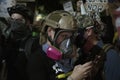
xmin=75 ymin=15 xmax=120 ymax=80
xmin=27 ymin=10 xmax=92 ymax=80
xmin=3 ymin=4 xmax=34 ymax=80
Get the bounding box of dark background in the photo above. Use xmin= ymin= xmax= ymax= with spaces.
xmin=35 ymin=0 xmax=79 ymax=14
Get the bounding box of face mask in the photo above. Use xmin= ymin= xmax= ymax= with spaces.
xmin=42 ymin=38 xmax=74 ymax=60
xmin=6 ymin=20 xmax=27 ymax=40
xmin=10 ymin=19 xmax=26 ymax=32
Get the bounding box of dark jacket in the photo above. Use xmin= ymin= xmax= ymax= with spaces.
xmin=4 ymin=39 xmax=28 ymax=80
xmin=4 ymin=32 xmax=39 ymax=80
xmin=27 ymin=45 xmax=56 ymax=80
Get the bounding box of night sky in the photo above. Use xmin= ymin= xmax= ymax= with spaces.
xmin=36 ymin=0 xmax=63 ymax=13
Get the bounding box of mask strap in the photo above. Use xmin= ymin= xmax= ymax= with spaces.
xmin=47 ymin=28 xmax=61 ymax=45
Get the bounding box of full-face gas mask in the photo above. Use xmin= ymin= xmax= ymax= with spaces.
xmin=55 ymin=29 xmax=76 ymax=58
xmin=43 ymin=29 xmax=76 ymax=60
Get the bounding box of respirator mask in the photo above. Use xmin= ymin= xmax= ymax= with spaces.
xmin=42 ymin=37 xmax=76 ymax=72
xmin=6 ymin=18 xmax=28 ymax=40
xmin=42 ymin=30 xmax=76 ymax=60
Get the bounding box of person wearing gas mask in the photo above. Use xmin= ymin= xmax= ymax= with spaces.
xmin=3 ymin=4 xmax=34 ymax=80
xmin=5 ymin=4 xmax=33 ymax=40
xmin=27 ymin=10 xmax=92 ymax=80
xmin=74 ymin=15 xmax=120 ymax=80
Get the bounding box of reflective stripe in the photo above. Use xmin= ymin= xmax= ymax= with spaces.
xmin=56 ymin=71 xmax=72 ymax=79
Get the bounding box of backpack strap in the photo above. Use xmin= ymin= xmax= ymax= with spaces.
xmin=24 ymin=36 xmax=39 ymax=59
xmin=18 ymin=31 xmax=40 ymax=59
xmin=102 ymin=44 xmax=113 ymax=53
xmin=24 ymin=37 xmax=34 ymax=59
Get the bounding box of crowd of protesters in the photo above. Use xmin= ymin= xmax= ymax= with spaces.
xmin=0 ymin=0 xmax=120 ymax=80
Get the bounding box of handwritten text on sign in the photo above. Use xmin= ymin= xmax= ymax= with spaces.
xmin=86 ymin=0 xmax=108 ymax=12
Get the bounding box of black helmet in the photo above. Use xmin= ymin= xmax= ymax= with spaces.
xmin=7 ymin=4 xmax=34 ymax=23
